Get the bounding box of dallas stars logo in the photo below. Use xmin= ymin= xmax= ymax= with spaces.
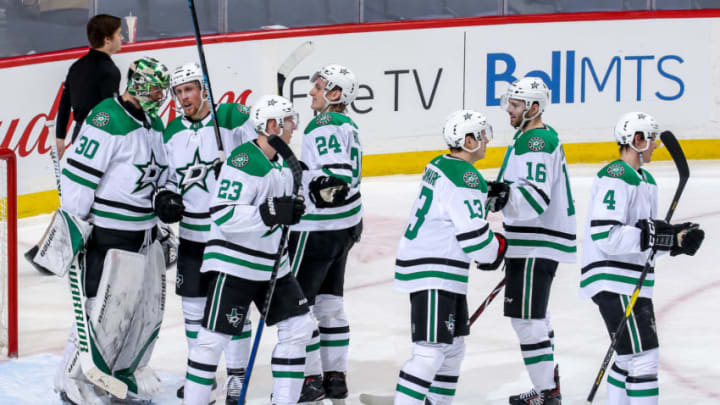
xmin=267 ymin=98 xmax=277 ymax=106
xmin=339 ymin=68 xmax=349 ymax=75
xmin=133 ymin=151 xmax=167 ymax=193
xmin=445 ymin=314 xmax=455 ymax=334
xmin=637 ymin=113 xmax=646 ymax=119
xmin=176 ymin=148 xmax=214 ymax=195
xmin=229 ymin=153 xmax=250 ymax=169
xmin=226 ymin=307 xmax=244 ymax=328
xmin=92 ymin=112 xmax=110 ymax=127
xmin=463 ymin=112 xmax=473 ymax=120
xmin=531 ymin=81 xmax=540 ymax=89
xmin=316 ymin=113 xmax=331 ymax=125
xmin=607 ymin=163 xmax=625 ymax=177
xmin=463 ymin=171 xmax=479 ymax=188
xmin=528 ymin=136 xmax=545 ymax=151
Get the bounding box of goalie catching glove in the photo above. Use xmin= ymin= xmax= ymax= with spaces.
xmin=153 ymin=188 xmax=184 ymax=223
xmin=259 ymin=196 xmax=306 ymax=226
xmin=477 ymin=233 xmax=508 ymax=271
xmin=309 ymin=175 xmax=349 ymax=208
xmin=636 ymin=219 xmax=704 ymax=256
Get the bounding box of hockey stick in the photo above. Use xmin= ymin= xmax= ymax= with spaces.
xmin=277 ymin=41 xmax=315 ymax=97
xmin=237 ymin=135 xmax=304 ymax=405
xmin=586 ymin=131 xmax=689 ymax=404
xmin=187 ymin=0 xmax=225 ymax=162
xmin=468 ymin=145 xmax=515 ymax=327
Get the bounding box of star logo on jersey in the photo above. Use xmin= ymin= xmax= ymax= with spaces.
xmin=237 ymin=104 xmax=250 ymax=114
xmin=229 ymin=153 xmax=249 ymax=169
xmin=225 ymin=307 xmax=244 ymax=329
xmin=445 ymin=314 xmax=455 ymax=334
xmin=463 ymin=112 xmax=473 ymax=120
xmin=607 ymin=163 xmax=625 ymax=177
xmin=176 ymin=148 xmax=214 ymax=195
xmin=133 ymin=151 xmax=167 ymax=194
xmin=92 ymin=112 xmax=110 ymax=127
xmin=528 ymin=136 xmax=545 ymax=151
xmin=463 ymin=171 xmax=480 ymax=188
xmin=316 ymin=113 xmax=331 ymax=125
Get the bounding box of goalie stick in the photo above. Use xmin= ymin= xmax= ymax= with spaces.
xmin=187 ymin=0 xmax=225 ymax=163
xmin=237 ymin=135 xmax=304 ymax=405
xmin=585 ymin=131 xmax=689 ymax=403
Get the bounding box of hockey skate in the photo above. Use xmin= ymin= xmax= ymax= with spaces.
xmin=323 ymin=371 xmax=348 ymax=404
xmin=225 ymin=372 xmax=244 ymax=405
xmin=57 ymin=374 xmax=110 ymax=405
xmin=509 ymin=364 xmax=560 ymax=404
xmin=177 ymin=379 xmax=218 ymax=404
xmin=298 ymin=374 xmax=326 ymax=404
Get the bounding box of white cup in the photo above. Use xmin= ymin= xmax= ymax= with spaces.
xmin=125 ymin=14 xmax=137 ymax=43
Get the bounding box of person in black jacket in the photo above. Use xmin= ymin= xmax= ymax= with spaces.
xmin=55 ymin=14 xmax=123 ymax=158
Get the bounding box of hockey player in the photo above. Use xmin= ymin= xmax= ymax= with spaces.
xmin=393 ymin=110 xmax=507 ymax=405
xmin=486 ymin=77 xmax=576 ymax=404
xmin=55 ymin=56 xmax=182 ymax=404
xmin=183 ymin=95 xmax=315 ymax=405
xmin=287 ymin=64 xmax=363 ymax=403
xmin=164 ymin=62 xmax=257 ymax=403
xmin=580 ymin=112 xmax=704 ymax=405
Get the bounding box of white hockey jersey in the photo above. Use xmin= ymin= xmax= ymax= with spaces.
xmin=61 ymin=97 xmax=169 ymax=231
xmin=499 ymin=125 xmax=577 ymax=263
xmin=580 ymin=160 xmax=659 ymax=299
xmin=293 ymin=112 xmax=363 ymax=232
xmin=164 ymin=103 xmax=257 ymax=243
xmin=394 ymin=155 xmax=501 ymax=295
xmin=200 ymin=141 xmax=294 ymax=281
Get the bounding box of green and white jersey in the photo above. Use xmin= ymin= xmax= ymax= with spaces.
xmin=499 ymin=125 xmax=577 ymax=263
xmin=164 ymin=103 xmax=257 ymax=242
xmin=200 ymin=141 xmax=294 ymax=281
xmin=580 ymin=160 xmax=659 ymax=299
xmin=394 ymin=155 xmax=500 ymax=295
xmin=293 ymin=112 xmax=363 ymax=232
xmin=60 ymin=97 xmax=168 ymax=231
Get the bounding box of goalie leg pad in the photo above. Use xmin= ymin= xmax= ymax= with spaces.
xmin=31 ymin=208 xmax=92 ymax=276
xmin=112 ymin=241 xmax=167 ymax=397
xmin=314 ymin=294 xmax=349 ymax=372
xmin=426 ymin=337 xmax=465 ymax=405
xmin=511 ymin=318 xmax=555 ymax=392
xmin=272 ymin=313 xmax=315 ymax=405
xmin=395 ymin=342 xmax=446 ymax=405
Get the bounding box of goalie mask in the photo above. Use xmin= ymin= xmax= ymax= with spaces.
xmin=500 ymin=77 xmax=550 ymax=129
xmin=614 ymin=111 xmax=660 ymax=153
xmin=250 ymin=95 xmax=299 ymax=136
xmin=169 ymin=62 xmax=206 ymax=115
xmin=127 ymin=56 xmax=170 ymax=116
xmin=442 ymin=109 xmax=493 ymax=153
xmin=310 ymin=64 xmax=358 ymax=109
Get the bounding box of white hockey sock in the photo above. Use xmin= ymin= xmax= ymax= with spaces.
xmin=184 ymin=327 xmax=227 ymax=405
xmin=512 ymin=318 xmax=555 ymax=392
xmin=225 ymin=318 xmax=252 ymax=372
xmin=182 ymin=297 xmax=205 ymax=353
xmin=314 ymin=295 xmax=349 ymax=372
xmin=395 ymin=343 xmax=445 ymax=405
xmin=544 ymin=311 xmax=555 ymax=350
xmin=607 ymin=355 xmax=631 ymax=405
xmin=272 ymin=313 xmax=314 ymax=405
xmin=305 ymin=328 xmax=322 ymax=376
xmin=426 ymin=337 xmax=465 ymax=405
xmin=627 ymin=349 xmax=658 ymax=405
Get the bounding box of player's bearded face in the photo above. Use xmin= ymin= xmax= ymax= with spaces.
xmin=506 ymin=98 xmax=525 ymax=127
xmin=174 ymin=82 xmax=202 ymax=117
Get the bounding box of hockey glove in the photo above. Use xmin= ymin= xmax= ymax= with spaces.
xmin=156 ymin=224 xmax=179 ymax=269
xmin=487 ymin=181 xmax=510 ymax=212
xmin=670 ymin=223 xmax=705 ymax=256
xmin=259 ymin=196 xmax=306 ymax=226
xmin=477 ymin=233 xmax=508 ymax=271
xmin=636 ymin=219 xmax=692 ymax=252
xmin=154 ymin=189 xmax=185 ymax=223
xmin=309 ymin=176 xmax=349 ymax=208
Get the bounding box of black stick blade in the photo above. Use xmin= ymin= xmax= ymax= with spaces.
xmin=660 ymin=131 xmax=689 ymax=179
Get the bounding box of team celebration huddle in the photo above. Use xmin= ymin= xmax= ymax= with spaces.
xmin=24 ymin=13 xmax=707 ymax=405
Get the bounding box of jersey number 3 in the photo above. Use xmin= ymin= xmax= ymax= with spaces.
xmin=405 ymin=186 xmax=433 ymax=240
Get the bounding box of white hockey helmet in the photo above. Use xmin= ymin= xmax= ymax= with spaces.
xmin=613 ymin=112 xmax=660 ymax=153
xmin=500 ymin=77 xmax=550 ymax=129
xmin=310 ymin=64 xmax=359 ymax=107
xmin=169 ymin=62 xmax=206 ymax=113
xmin=442 ymin=109 xmax=493 ymax=153
xmin=250 ymin=95 xmax=299 ymax=136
